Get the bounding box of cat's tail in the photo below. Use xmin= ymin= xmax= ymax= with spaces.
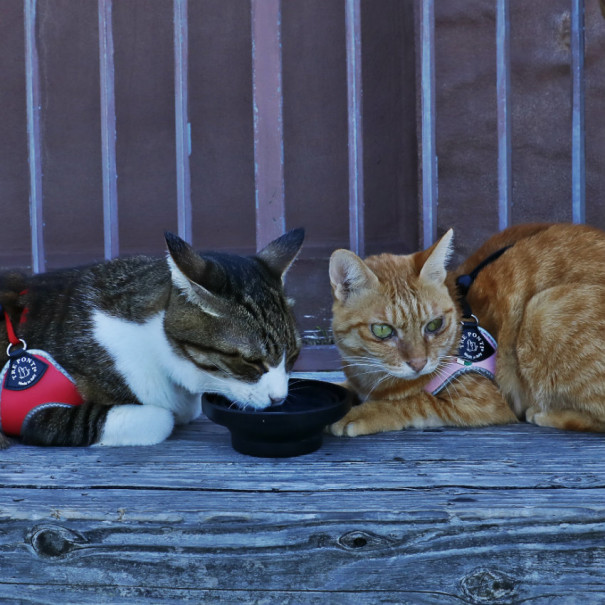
xmin=20 ymin=402 xmax=175 ymax=447
xmin=0 ymin=431 xmax=12 ymax=449
xmin=0 ymin=272 xmax=28 ymax=313
xmin=20 ymin=401 xmax=111 ymax=447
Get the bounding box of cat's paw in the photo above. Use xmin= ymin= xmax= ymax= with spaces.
xmin=96 ymin=404 xmax=175 ymax=446
xmin=329 ymin=408 xmax=374 ymax=437
xmin=525 ymin=406 xmax=540 ymax=425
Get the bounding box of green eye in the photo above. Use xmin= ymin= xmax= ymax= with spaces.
xmin=371 ymin=324 xmax=394 ymax=340
xmin=425 ymin=317 xmax=444 ymax=334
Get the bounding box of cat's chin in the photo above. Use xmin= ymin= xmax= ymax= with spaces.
xmin=387 ymin=361 xmax=440 ymax=381
xmin=230 ymin=399 xmax=274 ymax=411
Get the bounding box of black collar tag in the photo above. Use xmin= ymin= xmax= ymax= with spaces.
xmin=458 ymin=322 xmax=496 ymax=363
xmin=5 ymin=351 xmax=48 ymax=391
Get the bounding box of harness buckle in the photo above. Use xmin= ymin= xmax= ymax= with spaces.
xmin=6 ymin=340 xmax=27 ymax=358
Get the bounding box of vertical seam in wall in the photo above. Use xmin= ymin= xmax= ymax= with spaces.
xmin=420 ymin=0 xmax=437 ymax=248
xmin=571 ymin=0 xmax=586 ymax=224
xmin=251 ymin=0 xmax=286 ymax=251
xmin=346 ymin=0 xmax=365 ymax=258
xmin=24 ymin=0 xmax=45 ymax=273
xmin=98 ymin=0 xmax=119 ymax=259
xmin=496 ymin=0 xmax=512 ymax=231
xmin=174 ymin=0 xmax=192 ymax=243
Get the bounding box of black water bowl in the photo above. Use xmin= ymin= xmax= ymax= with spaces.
xmin=202 ymin=378 xmax=352 ymax=458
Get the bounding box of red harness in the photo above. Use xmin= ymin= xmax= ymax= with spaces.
xmin=0 ymin=305 xmax=84 ymax=437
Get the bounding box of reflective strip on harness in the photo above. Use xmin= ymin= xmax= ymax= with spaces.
xmin=0 ymin=349 xmax=84 ymax=436
xmin=424 ymin=325 xmax=498 ymax=396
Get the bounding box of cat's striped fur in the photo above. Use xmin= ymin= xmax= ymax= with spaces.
xmin=0 ymin=229 xmax=303 ymax=447
xmin=330 ymin=223 xmax=605 ymax=436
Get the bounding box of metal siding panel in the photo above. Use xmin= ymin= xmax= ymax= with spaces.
xmin=420 ymin=0 xmax=437 ymax=247
xmin=98 ymin=0 xmax=119 ymax=260
xmin=174 ymin=0 xmax=192 ymax=244
xmin=24 ymin=0 xmax=45 ymax=273
xmin=251 ymin=0 xmax=285 ymax=251
xmin=188 ymin=0 xmax=255 ymax=254
xmin=113 ymin=0 xmax=178 ymax=256
xmin=294 ymin=346 xmax=342 ymax=372
xmin=496 ymin=0 xmax=512 ymax=231
xmin=571 ymin=0 xmax=586 ymax=224
xmin=345 ymin=0 xmax=365 ymax=258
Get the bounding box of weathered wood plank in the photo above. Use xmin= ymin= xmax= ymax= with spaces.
xmin=2 ymin=370 xmax=605 ymax=602
xmin=1 ymin=487 xmax=605 ymax=601
xmin=0 ymin=588 xmax=601 ymax=605
xmin=1 ymin=423 xmax=604 ymax=491
xmin=3 ymin=485 xmax=605 ymax=517
xmin=0 ymin=586 xmax=470 ymax=605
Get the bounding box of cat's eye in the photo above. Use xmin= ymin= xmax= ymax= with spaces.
xmin=244 ymin=358 xmax=268 ymax=375
xmin=371 ymin=323 xmax=394 ymax=340
xmin=425 ymin=317 xmax=444 ymax=334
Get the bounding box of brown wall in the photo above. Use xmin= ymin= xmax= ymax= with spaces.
xmin=1 ymin=0 xmax=604 ymax=348
xmin=431 ymin=0 xmax=605 ymax=263
xmin=0 ymin=0 xmax=417 ymax=344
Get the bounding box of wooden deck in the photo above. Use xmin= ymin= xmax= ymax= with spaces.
xmin=2 ymin=372 xmax=605 ymax=604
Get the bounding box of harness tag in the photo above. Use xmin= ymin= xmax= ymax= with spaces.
xmin=424 ymin=322 xmax=498 ymax=396
xmin=5 ymin=351 xmax=48 ymax=391
xmin=0 ymin=349 xmax=84 ymax=436
xmin=459 ymin=322 xmax=496 ymax=363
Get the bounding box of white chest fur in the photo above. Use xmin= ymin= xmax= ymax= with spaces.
xmin=91 ymin=309 xmax=289 ymax=422
xmin=92 ymin=310 xmax=203 ymax=424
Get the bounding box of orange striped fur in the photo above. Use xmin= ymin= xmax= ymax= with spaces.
xmin=329 ymin=223 xmax=605 ymax=436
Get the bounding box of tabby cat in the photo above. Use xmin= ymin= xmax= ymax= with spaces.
xmin=0 ymin=229 xmax=303 ymax=447
xmin=329 ymin=223 xmax=605 ymax=436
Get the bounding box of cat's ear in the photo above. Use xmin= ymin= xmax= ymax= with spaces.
xmin=256 ymin=228 xmax=305 ymax=281
xmin=329 ymin=249 xmax=379 ymax=302
xmin=418 ymin=229 xmax=454 ymax=285
xmin=165 ymin=232 xmax=228 ymax=317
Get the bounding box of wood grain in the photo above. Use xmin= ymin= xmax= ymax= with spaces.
xmin=2 ymin=404 xmax=605 ymax=602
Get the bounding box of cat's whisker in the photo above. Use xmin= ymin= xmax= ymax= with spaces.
xmin=424 ymin=361 xmax=470 ymax=401
xmin=340 ymin=355 xmax=385 ymax=367
xmin=287 ymin=383 xmax=309 ymax=394
xmin=341 ymin=355 xmax=382 ymax=364
xmin=342 ymin=362 xmax=386 ymax=374
xmin=340 ymin=359 xmax=382 ymax=367
xmin=437 ymin=369 xmax=473 ymax=400
xmin=339 ymin=364 xmax=385 ymax=375
xmin=203 ymin=371 xmax=233 ymax=387
xmin=340 ymin=365 xmax=384 ymax=375
xmin=366 ymin=372 xmax=397 ymax=398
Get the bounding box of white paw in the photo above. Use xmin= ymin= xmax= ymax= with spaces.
xmin=344 ymin=422 xmax=361 ymax=437
xmin=329 ymin=419 xmax=364 ymax=437
xmin=96 ymin=405 xmax=175 ymax=446
xmin=525 ymin=406 xmax=538 ymax=424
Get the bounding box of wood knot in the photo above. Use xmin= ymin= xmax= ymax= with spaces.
xmin=29 ymin=525 xmax=86 ymax=558
xmin=460 ymin=568 xmax=517 ymax=604
xmin=338 ymin=530 xmax=393 ymax=551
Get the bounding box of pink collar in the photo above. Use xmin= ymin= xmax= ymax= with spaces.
xmin=424 ymin=323 xmax=497 ymax=396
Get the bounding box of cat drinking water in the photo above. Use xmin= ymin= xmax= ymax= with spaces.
xmin=0 ymin=229 xmax=303 ymax=447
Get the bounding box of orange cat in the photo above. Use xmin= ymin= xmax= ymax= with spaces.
xmin=329 ymin=223 xmax=605 ymax=436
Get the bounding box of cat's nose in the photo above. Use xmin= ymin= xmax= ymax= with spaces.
xmin=269 ymin=395 xmax=286 ymax=407
xmin=407 ymin=358 xmax=427 ymax=373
